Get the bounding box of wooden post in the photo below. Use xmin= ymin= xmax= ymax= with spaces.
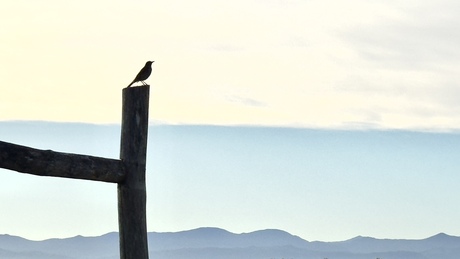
xmin=118 ymin=85 xmax=150 ymax=259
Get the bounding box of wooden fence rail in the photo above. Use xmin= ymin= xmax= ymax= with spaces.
xmin=0 ymin=141 xmax=125 ymax=183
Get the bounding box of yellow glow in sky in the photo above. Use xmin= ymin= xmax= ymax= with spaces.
xmin=2 ymin=0 xmax=460 ymax=130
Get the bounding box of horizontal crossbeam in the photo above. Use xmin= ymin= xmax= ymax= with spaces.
xmin=0 ymin=141 xmax=125 ymax=183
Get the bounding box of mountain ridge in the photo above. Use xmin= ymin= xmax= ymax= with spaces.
xmin=1 ymin=228 xmax=460 ymax=259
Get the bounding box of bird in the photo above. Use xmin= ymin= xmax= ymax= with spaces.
xmin=127 ymin=61 xmax=154 ymax=88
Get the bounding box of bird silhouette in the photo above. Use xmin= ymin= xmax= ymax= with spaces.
xmin=127 ymin=61 xmax=154 ymax=88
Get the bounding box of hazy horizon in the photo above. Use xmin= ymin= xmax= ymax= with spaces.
xmin=3 ymin=226 xmax=460 ymax=259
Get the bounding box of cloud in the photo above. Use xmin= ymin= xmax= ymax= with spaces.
xmin=316 ymin=0 xmax=460 ymax=130
xmin=342 ymin=1 xmax=460 ymax=70
xmin=224 ymin=95 xmax=268 ymax=107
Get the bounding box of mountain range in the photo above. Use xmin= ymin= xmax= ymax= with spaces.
xmin=1 ymin=227 xmax=460 ymax=259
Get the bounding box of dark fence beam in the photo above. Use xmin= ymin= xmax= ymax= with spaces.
xmin=0 ymin=141 xmax=125 ymax=183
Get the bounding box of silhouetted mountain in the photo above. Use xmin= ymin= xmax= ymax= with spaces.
xmin=337 ymin=232 xmax=460 ymax=255
xmin=147 ymin=227 xmax=316 ymax=250
xmin=1 ymin=228 xmax=460 ymax=259
xmin=0 ymin=233 xmax=118 ymax=258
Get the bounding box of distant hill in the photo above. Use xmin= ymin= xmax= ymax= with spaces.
xmin=1 ymin=228 xmax=460 ymax=259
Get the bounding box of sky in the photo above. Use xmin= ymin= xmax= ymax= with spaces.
xmin=1 ymin=0 xmax=460 ymax=242
xmin=2 ymin=122 xmax=460 ymax=243
xmin=2 ymin=0 xmax=460 ymax=130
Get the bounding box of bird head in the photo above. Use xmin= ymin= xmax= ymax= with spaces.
xmin=146 ymin=61 xmax=154 ymax=66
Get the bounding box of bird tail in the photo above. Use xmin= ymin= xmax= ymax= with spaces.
xmin=127 ymin=81 xmax=134 ymax=88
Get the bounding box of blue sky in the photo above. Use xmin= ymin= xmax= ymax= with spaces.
xmin=2 ymin=0 xmax=460 ymax=242
xmin=1 ymin=122 xmax=460 ymax=242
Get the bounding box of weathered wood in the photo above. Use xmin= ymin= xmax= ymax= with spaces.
xmin=0 ymin=141 xmax=125 ymax=183
xmin=118 ymin=85 xmax=150 ymax=259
